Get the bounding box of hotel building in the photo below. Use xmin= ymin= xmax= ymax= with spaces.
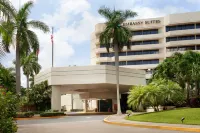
xmin=35 ymin=11 xmax=200 ymax=112
xmin=91 ymin=11 xmax=200 ymax=80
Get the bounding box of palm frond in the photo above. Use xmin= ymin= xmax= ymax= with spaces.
xmin=0 ymin=0 xmax=17 ymax=19
xmin=98 ymin=6 xmax=113 ymax=20
xmin=28 ymin=20 xmax=50 ymax=33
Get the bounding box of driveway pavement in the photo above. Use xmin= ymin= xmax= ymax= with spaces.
xmin=17 ymin=115 xmax=191 ymax=133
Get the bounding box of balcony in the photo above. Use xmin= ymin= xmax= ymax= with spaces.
xmin=165 ymin=40 xmax=200 ymax=47
xmin=166 ymin=50 xmax=200 ymax=57
xmin=97 ymin=53 xmax=162 ymax=62
xmin=122 ymin=64 xmax=159 ymax=70
xmin=166 ymin=29 xmax=200 ymax=37
xmin=131 ymin=33 xmax=164 ymax=41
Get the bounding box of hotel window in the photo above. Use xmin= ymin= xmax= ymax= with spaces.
xmin=132 ymin=29 xmax=158 ymax=36
xmin=119 ymin=52 xmax=127 ymax=56
xmin=127 ymin=59 xmax=159 ymax=65
xmin=132 ymin=40 xmax=159 ymax=45
xmin=166 ymin=24 xmax=195 ymax=32
xmin=119 ymin=61 xmax=126 ymax=66
xmin=197 ymin=46 xmax=200 ymax=50
xmin=196 ymin=24 xmax=200 ymax=29
xmin=166 ymin=35 xmax=195 ymax=42
xmin=196 ymin=35 xmax=200 ymax=39
xmin=100 ymin=53 xmax=114 ymax=57
xmin=127 ymin=50 xmax=159 ymax=55
xmin=167 ymin=46 xmax=195 ymax=52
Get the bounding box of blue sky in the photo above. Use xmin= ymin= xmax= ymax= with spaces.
xmin=2 ymin=0 xmax=200 ymax=86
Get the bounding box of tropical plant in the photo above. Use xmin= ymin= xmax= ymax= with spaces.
xmin=127 ymin=79 xmax=185 ymax=111
xmin=28 ymin=81 xmax=51 ymax=111
xmin=0 ymin=89 xmax=19 ymax=133
xmin=0 ymin=0 xmax=49 ymax=93
xmin=152 ymin=51 xmax=200 ymax=104
xmin=98 ymin=6 xmax=137 ymax=114
xmin=21 ymin=52 xmax=41 ymax=89
xmin=0 ymin=65 xmax=16 ymax=93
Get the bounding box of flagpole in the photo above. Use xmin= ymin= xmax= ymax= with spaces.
xmin=52 ymin=27 xmax=54 ymax=67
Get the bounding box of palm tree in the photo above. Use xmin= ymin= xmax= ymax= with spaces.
xmin=0 ymin=0 xmax=49 ymax=93
xmin=21 ymin=52 xmax=41 ymax=89
xmin=98 ymin=6 xmax=137 ymax=114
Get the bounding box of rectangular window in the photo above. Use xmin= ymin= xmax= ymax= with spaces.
xmin=119 ymin=52 xmax=126 ymax=56
xmin=127 ymin=59 xmax=159 ymax=65
xmin=196 ymin=35 xmax=200 ymax=39
xmin=119 ymin=61 xmax=126 ymax=66
xmin=196 ymin=24 xmax=200 ymax=29
xmin=133 ymin=29 xmax=158 ymax=36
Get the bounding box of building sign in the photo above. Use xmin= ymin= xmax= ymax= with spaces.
xmin=122 ymin=20 xmax=161 ymax=26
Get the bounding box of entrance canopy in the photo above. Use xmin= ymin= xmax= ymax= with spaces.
xmin=35 ymin=65 xmax=146 ymax=99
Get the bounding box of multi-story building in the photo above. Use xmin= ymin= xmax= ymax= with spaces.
xmin=91 ymin=11 xmax=200 ymax=81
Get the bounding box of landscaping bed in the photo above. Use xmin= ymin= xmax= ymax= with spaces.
xmin=16 ymin=112 xmax=34 ymax=118
xmin=40 ymin=112 xmax=66 ymax=117
xmin=126 ymin=108 xmax=200 ymax=125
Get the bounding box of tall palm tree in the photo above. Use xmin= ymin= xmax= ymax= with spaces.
xmin=0 ymin=0 xmax=49 ymax=93
xmin=21 ymin=52 xmax=41 ymax=89
xmin=98 ymin=6 xmax=137 ymax=114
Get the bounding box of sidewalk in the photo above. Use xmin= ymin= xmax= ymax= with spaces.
xmin=104 ymin=114 xmax=200 ymax=132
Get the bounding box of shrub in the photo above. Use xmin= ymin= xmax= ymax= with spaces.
xmin=0 ymin=89 xmax=19 ymax=133
xmin=70 ymin=109 xmax=84 ymax=112
xmin=190 ymin=97 xmax=200 ymax=108
xmin=40 ymin=112 xmax=65 ymax=117
xmin=16 ymin=112 xmax=34 ymax=118
xmin=126 ymin=110 xmax=133 ymax=115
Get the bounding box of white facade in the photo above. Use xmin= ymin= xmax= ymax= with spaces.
xmin=35 ymin=65 xmax=146 ymax=111
xmin=91 ymin=11 xmax=200 ymax=80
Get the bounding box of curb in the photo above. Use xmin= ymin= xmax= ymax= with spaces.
xmin=103 ymin=116 xmax=200 ymax=132
xmin=15 ymin=116 xmax=66 ymax=120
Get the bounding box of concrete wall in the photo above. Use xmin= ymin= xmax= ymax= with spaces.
xmin=35 ymin=65 xmax=146 ymax=86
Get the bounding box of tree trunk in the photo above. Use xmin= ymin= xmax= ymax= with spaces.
xmin=27 ymin=75 xmax=29 ymax=89
xmin=114 ymin=44 xmax=122 ymax=115
xmin=195 ymin=81 xmax=199 ymax=96
xmin=16 ymin=36 xmax=21 ymax=94
xmin=186 ymin=83 xmax=190 ymax=106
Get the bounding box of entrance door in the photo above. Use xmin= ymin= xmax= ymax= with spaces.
xmin=98 ymin=99 xmax=112 ymax=112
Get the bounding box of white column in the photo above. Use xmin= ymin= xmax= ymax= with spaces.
xmin=84 ymin=100 xmax=88 ymax=112
xmin=51 ymin=86 xmax=61 ymax=111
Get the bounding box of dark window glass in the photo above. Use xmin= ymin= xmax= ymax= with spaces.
xmin=133 ymin=31 xmax=143 ymax=35
xmin=197 ymin=46 xmax=200 ymax=50
xmin=132 ymin=41 xmax=142 ymax=45
xmin=119 ymin=61 xmax=126 ymax=66
xmin=197 ymin=24 xmax=200 ymax=29
xmin=119 ymin=52 xmax=126 ymax=56
xmin=167 ymin=46 xmax=195 ymax=52
xmin=196 ymin=35 xmax=200 ymax=39
xmin=127 ymin=59 xmax=159 ymax=65
xmin=133 ymin=29 xmax=158 ymax=36
xmin=166 ymin=24 xmax=195 ymax=32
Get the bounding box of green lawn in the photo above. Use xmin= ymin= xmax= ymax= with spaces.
xmin=127 ymin=108 xmax=200 ymax=125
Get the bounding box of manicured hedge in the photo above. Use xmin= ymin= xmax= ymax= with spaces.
xmin=70 ymin=109 xmax=83 ymax=112
xmin=16 ymin=112 xmax=34 ymax=118
xmin=40 ymin=112 xmax=65 ymax=117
